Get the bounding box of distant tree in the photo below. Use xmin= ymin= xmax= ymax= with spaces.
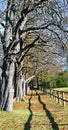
xmin=56 ymin=71 xmax=68 ymax=87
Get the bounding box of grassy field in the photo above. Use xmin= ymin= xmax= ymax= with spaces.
xmin=0 ymin=90 xmax=68 ymax=130
xmin=53 ymin=87 xmax=68 ymax=92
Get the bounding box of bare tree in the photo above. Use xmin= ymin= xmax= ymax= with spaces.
xmin=0 ymin=0 xmax=68 ymax=111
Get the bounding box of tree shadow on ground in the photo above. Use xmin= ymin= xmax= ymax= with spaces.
xmin=24 ymin=91 xmax=33 ymax=130
xmin=36 ymin=90 xmax=59 ymax=130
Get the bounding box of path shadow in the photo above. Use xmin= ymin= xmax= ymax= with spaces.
xmin=24 ymin=91 xmax=33 ymax=130
xmin=36 ymin=90 xmax=59 ymax=130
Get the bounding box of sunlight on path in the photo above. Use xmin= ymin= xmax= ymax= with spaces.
xmin=0 ymin=90 xmax=68 ymax=130
xmin=23 ymin=90 xmax=68 ymax=130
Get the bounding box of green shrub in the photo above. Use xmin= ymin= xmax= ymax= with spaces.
xmin=39 ymin=71 xmax=68 ymax=89
xmin=49 ymin=76 xmax=57 ymax=88
xmin=56 ymin=71 xmax=68 ymax=87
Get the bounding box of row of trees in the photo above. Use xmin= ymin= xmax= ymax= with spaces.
xmin=0 ymin=0 xmax=68 ymax=111
xmin=39 ymin=70 xmax=68 ymax=88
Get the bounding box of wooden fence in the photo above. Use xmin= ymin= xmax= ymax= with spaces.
xmin=40 ymin=87 xmax=68 ymax=107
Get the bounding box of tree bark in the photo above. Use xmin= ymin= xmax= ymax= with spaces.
xmin=16 ymin=72 xmax=23 ymax=101
xmin=0 ymin=60 xmax=15 ymax=111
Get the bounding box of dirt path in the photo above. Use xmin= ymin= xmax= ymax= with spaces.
xmin=0 ymin=90 xmax=68 ymax=130
xmin=23 ymin=90 xmax=68 ymax=130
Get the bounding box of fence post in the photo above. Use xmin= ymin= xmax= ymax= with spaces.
xmin=58 ymin=91 xmax=60 ymax=104
xmin=62 ymin=92 xmax=65 ymax=107
xmin=50 ymin=89 xmax=52 ymax=97
xmin=53 ymin=91 xmax=54 ymax=99
xmin=55 ymin=91 xmax=56 ymax=101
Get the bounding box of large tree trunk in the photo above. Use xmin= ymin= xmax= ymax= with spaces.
xmin=0 ymin=0 xmax=30 ymax=111
xmin=23 ymin=79 xmax=26 ymax=97
xmin=0 ymin=59 xmax=15 ymax=111
xmin=16 ymin=72 xmax=26 ymax=101
xmin=16 ymin=72 xmax=23 ymax=101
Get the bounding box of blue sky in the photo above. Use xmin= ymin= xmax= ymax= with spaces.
xmin=0 ymin=0 xmax=7 ymax=33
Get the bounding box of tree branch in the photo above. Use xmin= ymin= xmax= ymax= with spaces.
xmin=18 ymin=36 xmax=40 ymax=63
xmin=47 ymin=27 xmax=67 ymax=49
xmin=0 ymin=23 xmax=5 ymax=28
xmin=27 ymin=0 xmax=48 ymax=14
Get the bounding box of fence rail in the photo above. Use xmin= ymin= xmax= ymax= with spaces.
xmin=40 ymin=87 xmax=68 ymax=107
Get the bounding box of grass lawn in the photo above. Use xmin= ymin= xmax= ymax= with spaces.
xmin=0 ymin=90 xmax=68 ymax=130
xmin=53 ymin=87 xmax=68 ymax=92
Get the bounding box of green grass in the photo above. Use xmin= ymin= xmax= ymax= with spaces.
xmin=53 ymin=87 xmax=68 ymax=92
xmin=0 ymin=90 xmax=68 ymax=130
xmin=0 ymin=110 xmax=29 ymax=130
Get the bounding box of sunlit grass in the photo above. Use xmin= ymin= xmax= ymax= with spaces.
xmin=53 ymin=87 xmax=68 ymax=92
xmin=0 ymin=90 xmax=68 ymax=130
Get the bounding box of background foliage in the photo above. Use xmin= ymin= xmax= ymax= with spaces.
xmin=39 ymin=71 xmax=68 ymax=88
